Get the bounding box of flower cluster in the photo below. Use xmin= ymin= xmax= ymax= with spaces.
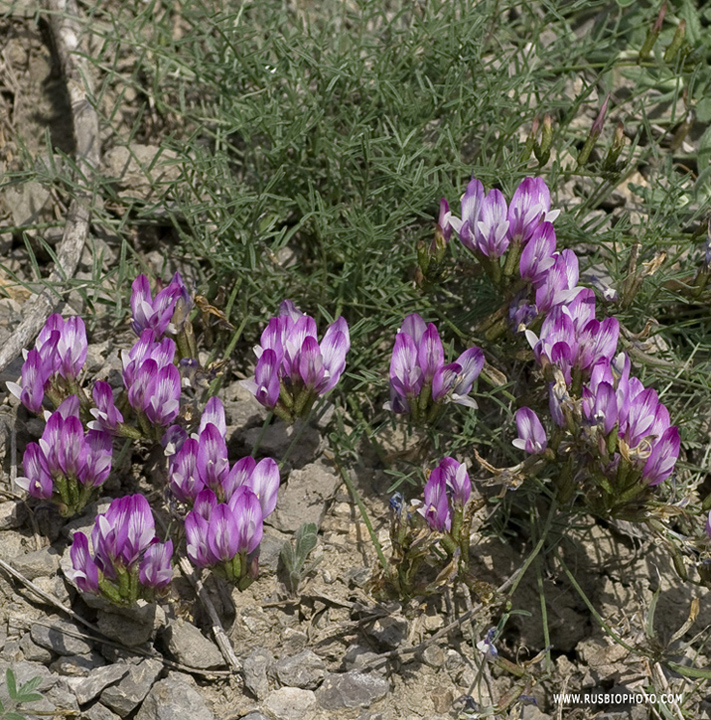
xmin=243 ymin=300 xmax=350 ymax=422
xmin=387 ymin=457 xmax=474 ymax=598
xmin=386 ymin=313 xmax=484 ymax=421
xmin=17 ymin=396 xmax=112 ymax=516
xmin=68 ymin=494 xmax=173 ymax=605
xmin=7 ymin=314 xmax=87 ymax=413
xmin=444 ymin=175 xmax=679 ymax=515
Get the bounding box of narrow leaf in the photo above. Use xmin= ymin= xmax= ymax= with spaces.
xmin=6 ymin=668 xmax=17 ymax=700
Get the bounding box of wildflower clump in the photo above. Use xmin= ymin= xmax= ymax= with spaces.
xmin=67 ymin=494 xmax=173 ymax=605
xmin=242 ymin=300 xmax=350 ymax=422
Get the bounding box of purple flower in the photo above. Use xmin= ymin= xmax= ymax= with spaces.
xmin=507 ymin=177 xmax=560 ymax=246
xmin=706 ymin=510 xmax=711 ymax=540
xmin=512 ymin=408 xmax=547 ymax=454
xmin=185 ymin=510 xmax=214 ymax=568
xmin=139 ymin=540 xmax=174 ymax=589
xmin=432 ymin=347 xmax=485 ymax=408
xmin=243 ymin=458 xmax=280 ymax=518
xmin=15 ymin=443 xmax=53 ymax=499
xmin=436 ymin=198 xmax=452 ymax=244
xmin=519 ymin=221 xmax=556 ymax=283
xmin=448 ymin=177 xmax=485 ymax=252
xmin=196 ymin=423 xmax=230 ymax=494
xmin=419 ymin=471 xmax=451 ymax=532
xmin=474 ymin=188 xmax=510 ymax=258
xmin=89 ymin=381 xmax=124 ymax=433
xmin=35 ymin=314 xmax=87 ymax=380
xmin=244 ymin=349 xmax=281 ymax=409
xmin=169 ymin=438 xmax=203 ymax=504
xmin=433 ymin=457 xmax=471 ymax=507
xmin=199 ymin=396 xmax=227 ymax=437
xmin=7 ymin=346 xmax=55 ymax=414
xmin=642 ymin=426 xmax=680 ymax=486
xmin=388 ymin=332 xmax=423 ymax=411
xmin=122 ymin=330 xmax=176 ymax=388
xmin=80 ymin=430 xmax=113 ymax=487
xmin=208 ymin=504 xmax=242 ymax=562
xmin=228 ymin=486 xmax=264 ymax=555
xmin=143 ymin=364 xmax=181 ymax=427
xmin=67 ymin=532 xmax=100 ymax=593
xmin=130 ymin=274 xmax=184 ymax=337
xmin=534 ymin=250 xmax=581 ymax=314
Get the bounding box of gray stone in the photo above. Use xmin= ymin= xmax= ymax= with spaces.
xmin=418 ymin=644 xmax=445 ymax=668
xmin=50 ymin=652 xmax=106 ymax=676
xmin=240 ymin=714 xmax=270 ymax=720
xmin=81 ymin=703 xmax=121 ymax=720
xmin=19 ymin=632 xmax=54 ymax=662
xmin=100 ymin=658 xmax=162 ymax=716
xmin=264 ymin=687 xmax=317 ymax=720
xmin=243 ymin=420 xmax=320 ymax=469
xmin=343 ymin=646 xmax=386 ymax=675
xmin=269 ymin=461 xmax=339 ymax=533
xmin=0 ymin=639 xmax=22 ymax=662
xmin=10 ymin=546 xmax=61 ymax=580
xmin=6 ymin=179 xmax=51 ymax=227
xmin=162 ymin=619 xmax=224 ymax=669
xmin=242 ymin=648 xmax=273 ymax=700
xmin=316 ymin=672 xmax=390 ymax=710
xmin=274 ymin=650 xmax=325 ymax=689
xmin=70 ymin=664 xmax=131 ymax=705
xmin=135 ymin=675 xmax=215 ymax=720
xmin=31 ymin=619 xmax=94 ymax=656
xmin=0 ymin=501 xmax=26 ymax=529
xmin=96 ymin=607 xmax=159 ymax=647
xmin=364 ymin=615 xmax=408 ymax=650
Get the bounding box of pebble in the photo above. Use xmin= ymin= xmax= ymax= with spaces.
xmin=364 ymin=615 xmax=408 ymax=650
xmin=9 ymin=546 xmax=61 ymax=580
xmin=135 ymin=675 xmax=216 ymax=720
xmin=162 ymin=619 xmax=224 ymax=669
xmin=69 ymin=663 xmax=131 ymax=705
xmin=99 ymin=658 xmax=162 ymax=716
xmin=316 ymin=671 xmax=390 ymax=709
xmin=264 ymin=687 xmax=317 ymax=720
xmin=82 ymin=704 xmax=121 ymax=720
xmin=30 ymin=619 xmax=94 ymax=656
xmin=242 ymin=648 xmax=273 ymax=700
xmin=273 ymin=649 xmax=325 ymax=689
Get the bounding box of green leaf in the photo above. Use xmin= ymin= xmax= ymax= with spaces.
xmin=695 ymin=98 xmax=711 ymax=123
xmin=15 ymin=692 xmax=44 ymax=703
xmin=4 ymin=712 xmax=27 ymax=720
xmin=6 ymin=668 xmax=17 ymax=700
xmin=665 ymin=660 xmax=711 ymax=680
xmin=17 ymin=676 xmax=42 ymax=697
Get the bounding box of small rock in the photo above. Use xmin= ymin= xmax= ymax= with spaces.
xmin=243 ymin=420 xmax=320 ymax=468
xmin=343 ymin=646 xmax=386 ymax=675
xmin=269 ymin=461 xmax=339 ymax=533
xmin=274 ymin=650 xmax=325 ymax=689
xmin=82 ymin=703 xmax=121 ymax=720
xmin=521 ymin=706 xmax=553 ymax=720
xmin=419 ymin=644 xmax=445 ymax=668
xmin=96 ymin=607 xmax=159 ymax=647
xmin=242 ymin=648 xmax=273 ymax=700
xmin=69 ymin=663 xmax=131 ymax=704
xmin=431 ymin=686 xmax=454 ymax=713
xmin=258 ymin=527 xmax=290 ymax=575
xmin=10 ymin=546 xmax=61 ymax=580
xmin=316 ymin=672 xmax=390 ymax=709
xmin=135 ymin=675 xmax=215 ymax=720
xmin=0 ymin=639 xmax=22 ymax=662
xmin=364 ymin=615 xmax=408 ymax=650
xmin=30 ymin=619 xmax=94 ymax=656
xmin=264 ymin=687 xmax=317 ymax=720
xmin=49 ymin=651 xmax=105 ymax=676
xmin=0 ymin=501 xmax=26 ymax=529
xmin=100 ymin=658 xmax=162 ymax=717
xmin=6 ymin=180 xmax=51 ymax=227
xmin=240 ymin=714 xmax=270 ymax=720
xmin=162 ymin=619 xmax=224 ymax=670
xmin=19 ymin=632 xmax=54 ymax=663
